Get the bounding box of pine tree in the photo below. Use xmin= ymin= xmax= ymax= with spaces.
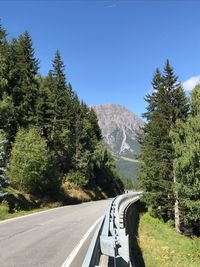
xmin=11 ymin=32 xmax=39 ymax=127
xmin=36 ymin=73 xmax=56 ymax=141
xmin=0 ymin=31 xmax=39 ymax=146
xmin=47 ymin=51 xmax=73 ymax=172
xmin=0 ymin=25 xmax=17 ymax=146
xmin=140 ymin=61 xmax=188 ymax=222
xmin=0 ymin=23 xmax=9 ymax=97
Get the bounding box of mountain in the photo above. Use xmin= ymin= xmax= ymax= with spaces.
xmin=92 ymin=104 xmax=143 ymax=181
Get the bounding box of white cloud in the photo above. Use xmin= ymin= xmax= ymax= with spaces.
xmin=182 ymin=75 xmax=200 ymax=91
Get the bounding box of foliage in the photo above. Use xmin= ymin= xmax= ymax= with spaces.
xmin=0 ymin=200 xmax=9 ymax=219
xmin=0 ymin=30 xmax=39 ymax=147
xmin=7 ymin=128 xmax=59 ymax=195
xmin=0 ymin=22 xmax=123 ymax=207
xmin=64 ymin=171 xmax=88 ymax=187
xmin=139 ymin=61 xmax=188 ymax=221
xmin=138 ymin=213 xmax=200 ymax=267
xmin=122 ymin=178 xmax=141 ymax=190
xmin=0 ymin=131 xmax=9 ymax=199
xmin=170 ymin=85 xmax=200 ymax=236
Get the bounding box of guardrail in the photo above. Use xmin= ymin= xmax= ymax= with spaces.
xmin=82 ymin=191 xmax=142 ymax=267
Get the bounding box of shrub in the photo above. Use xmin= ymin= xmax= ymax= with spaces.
xmin=0 ymin=200 xmax=9 ymax=219
xmin=0 ymin=131 xmax=9 ymax=198
xmin=65 ymin=171 xmax=88 ymax=187
xmin=7 ymin=128 xmax=59 ymax=195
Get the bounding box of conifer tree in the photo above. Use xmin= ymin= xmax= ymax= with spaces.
xmin=0 ymin=31 xmax=39 ymax=146
xmin=48 ymin=51 xmax=73 ymax=172
xmin=0 ymin=25 xmax=17 ymax=146
xmin=0 ymin=23 xmax=8 ymax=96
xmin=140 ymin=61 xmax=188 ymax=221
xmin=11 ymin=32 xmax=39 ymax=127
xmin=36 ymin=73 xmax=56 ymax=141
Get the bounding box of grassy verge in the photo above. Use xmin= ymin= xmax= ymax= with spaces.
xmin=0 ymin=203 xmax=60 ymax=220
xmin=0 ymin=182 xmax=108 ymax=221
xmin=138 ymin=213 xmax=200 ymax=267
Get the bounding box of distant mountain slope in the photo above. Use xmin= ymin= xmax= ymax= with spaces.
xmin=93 ymin=104 xmax=143 ymax=180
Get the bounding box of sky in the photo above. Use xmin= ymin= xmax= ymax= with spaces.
xmin=1 ymin=0 xmax=200 ymax=117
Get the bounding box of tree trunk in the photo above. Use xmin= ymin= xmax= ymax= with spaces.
xmin=174 ymin=171 xmax=181 ymax=233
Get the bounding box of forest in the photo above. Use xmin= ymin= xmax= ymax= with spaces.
xmin=0 ymin=23 xmax=123 ymax=212
xmin=0 ymin=21 xmax=199 ymax=239
xmin=139 ymin=61 xmax=200 ymax=236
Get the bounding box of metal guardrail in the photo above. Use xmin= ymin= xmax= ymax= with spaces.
xmin=82 ymin=191 xmax=142 ymax=267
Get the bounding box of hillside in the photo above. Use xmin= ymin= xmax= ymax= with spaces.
xmin=93 ymin=104 xmax=143 ymax=181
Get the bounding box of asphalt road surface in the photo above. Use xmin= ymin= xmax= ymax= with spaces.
xmin=0 ymin=199 xmax=111 ymax=267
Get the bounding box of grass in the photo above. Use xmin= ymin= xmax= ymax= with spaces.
xmin=0 ymin=182 xmax=108 ymax=221
xmin=61 ymin=181 xmax=107 ymax=203
xmin=138 ymin=213 xmax=200 ymax=267
xmin=120 ymin=156 xmax=140 ymax=163
xmin=0 ymin=198 xmax=62 ymax=220
xmin=0 ymin=203 xmax=55 ymax=220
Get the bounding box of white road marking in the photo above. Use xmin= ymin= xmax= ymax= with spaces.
xmin=0 ymin=201 xmax=95 ymax=225
xmin=61 ymin=216 xmax=102 ymax=267
xmin=0 ymin=205 xmax=69 ymax=224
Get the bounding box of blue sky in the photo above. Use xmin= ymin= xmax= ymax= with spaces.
xmin=1 ymin=0 xmax=200 ymax=116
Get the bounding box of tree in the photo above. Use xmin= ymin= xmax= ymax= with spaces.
xmin=0 ymin=24 xmax=17 ymax=146
xmin=11 ymin=32 xmax=39 ymax=128
xmin=36 ymin=52 xmax=74 ymax=172
xmin=0 ymin=23 xmax=123 ymax=200
xmin=0 ymin=31 xmax=39 ymax=147
xmin=7 ymin=128 xmax=59 ymax=195
xmin=48 ymin=51 xmax=73 ymax=172
xmin=95 ymin=145 xmax=124 ymax=196
xmin=0 ymin=23 xmax=9 ymax=98
xmin=0 ymin=131 xmax=9 ymax=199
xmin=36 ymin=73 xmax=57 ymax=141
xmin=139 ymin=61 xmax=188 ymax=222
xmin=171 ymin=85 xmax=200 ymax=235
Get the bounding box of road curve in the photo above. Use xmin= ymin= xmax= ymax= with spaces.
xmin=0 ymin=199 xmax=111 ymax=267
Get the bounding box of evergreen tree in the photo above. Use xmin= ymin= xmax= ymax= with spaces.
xmin=0 ymin=31 xmax=39 ymax=146
xmin=0 ymin=23 xmax=9 ymax=97
xmin=0 ymin=24 xmax=17 ymax=145
xmin=93 ymin=142 xmax=123 ymax=195
xmin=140 ymin=61 xmax=188 ymax=221
xmin=48 ymin=51 xmax=73 ymax=172
xmin=36 ymin=73 xmax=56 ymax=141
xmin=73 ymin=103 xmax=96 ymax=181
xmin=11 ymin=32 xmax=39 ymax=128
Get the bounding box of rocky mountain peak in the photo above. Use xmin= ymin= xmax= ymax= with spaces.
xmin=92 ymin=104 xmax=143 ymax=156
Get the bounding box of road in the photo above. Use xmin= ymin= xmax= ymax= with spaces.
xmin=0 ymin=199 xmax=111 ymax=267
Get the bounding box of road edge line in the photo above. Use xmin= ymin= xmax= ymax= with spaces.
xmin=61 ymin=216 xmax=102 ymax=267
xmin=0 ymin=201 xmax=99 ymax=224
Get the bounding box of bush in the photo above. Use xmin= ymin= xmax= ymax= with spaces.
xmin=0 ymin=131 xmax=9 ymax=197
xmin=64 ymin=171 xmax=88 ymax=187
xmin=0 ymin=200 xmax=9 ymax=219
xmin=7 ymin=128 xmax=59 ymax=195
